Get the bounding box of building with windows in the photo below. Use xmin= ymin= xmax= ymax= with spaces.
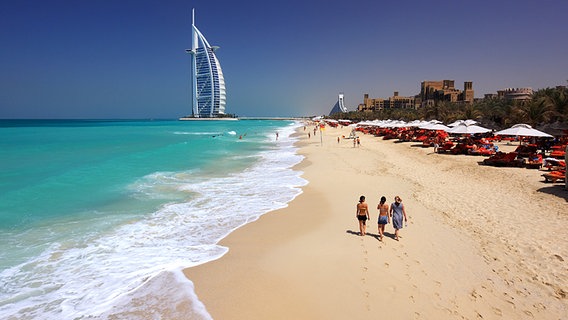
xmin=419 ymin=80 xmax=474 ymax=107
xmin=185 ymin=9 xmax=226 ymax=118
xmin=357 ymin=92 xmax=418 ymax=112
xmin=484 ymin=88 xmax=533 ymax=101
xmin=498 ymin=88 xmax=533 ymax=101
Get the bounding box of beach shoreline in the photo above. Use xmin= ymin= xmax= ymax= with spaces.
xmin=184 ymin=124 xmax=567 ymax=319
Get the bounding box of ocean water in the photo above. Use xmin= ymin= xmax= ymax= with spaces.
xmin=0 ymin=119 xmax=307 ymax=319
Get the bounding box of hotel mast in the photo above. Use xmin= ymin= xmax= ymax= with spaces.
xmin=186 ymin=9 xmax=226 ymax=118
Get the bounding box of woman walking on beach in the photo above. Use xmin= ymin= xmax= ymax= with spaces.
xmin=356 ymin=195 xmax=370 ymax=236
xmin=389 ymin=196 xmax=407 ymax=241
xmin=377 ymin=196 xmax=389 ymax=241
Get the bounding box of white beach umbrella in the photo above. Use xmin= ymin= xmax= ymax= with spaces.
xmin=446 ymin=123 xmax=491 ymax=134
xmin=391 ymin=120 xmax=408 ymax=128
xmin=406 ymin=120 xmax=424 ymax=127
xmin=422 ymin=123 xmax=451 ymax=131
xmin=357 ymin=120 xmax=380 ymax=127
xmin=495 ymin=124 xmax=553 ymax=138
xmin=448 ymin=119 xmax=478 ymax=127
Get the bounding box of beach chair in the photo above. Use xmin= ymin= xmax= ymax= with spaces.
xmin=436 ymin=141 xmax=454 ymax=153
xmin=550 ymin=149 xmax=566 ymax=159
xmin=483 ymin=152 xmax=522 ymax=167
xmin=542 ymin=170 xmax=566 ymax=183
xmin=525 ymin=153 xmax=543 ymax=169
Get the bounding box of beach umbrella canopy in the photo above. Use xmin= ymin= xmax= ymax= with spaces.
xmin=448 ymin=119 xmax=478 ymax=127
xmin=446 ymin=123 xmax=491 ymax=134
xmin=495 ymin=124 xmax=553 ymax=138
xmin=422 ymin=123 xmax=451 ymax=131
xmin=406 ymin=120 xmax=421 ymax=127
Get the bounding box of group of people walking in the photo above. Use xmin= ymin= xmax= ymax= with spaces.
xmin=356 ymin=195 xmax=407 ymax=241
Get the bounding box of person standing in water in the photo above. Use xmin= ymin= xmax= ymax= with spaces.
xmin=356 ymin=195 xmax=370 ymax=236
xmin=377 ymin=196 xmax=389 ymax=241
xmin=389 ymin=195 xmax=407 ymax=241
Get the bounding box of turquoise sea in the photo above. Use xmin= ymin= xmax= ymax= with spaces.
xmin=0 ymin=119 xmax=306 ymax=319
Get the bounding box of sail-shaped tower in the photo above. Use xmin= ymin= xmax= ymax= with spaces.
xmin=185 ymin=9 xmax=226 ymax=118
xmin=329 ymin=93 xmax=347 ymax=115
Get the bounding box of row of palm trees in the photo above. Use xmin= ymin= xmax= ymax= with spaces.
xmin=330 ymin=86 xmax=568 ymax=131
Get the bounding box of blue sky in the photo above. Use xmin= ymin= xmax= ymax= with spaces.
xmin=1 ymin=0 xmax=567 ymax=119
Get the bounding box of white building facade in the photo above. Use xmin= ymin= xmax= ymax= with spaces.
xmin=186 ymin=10 xmax=226 ymax=117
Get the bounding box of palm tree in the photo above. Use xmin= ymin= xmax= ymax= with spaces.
xmin=422 ymin=101 xmax=450 ymax=121
xmin=512 ymin=98 xmax=554 ymax=127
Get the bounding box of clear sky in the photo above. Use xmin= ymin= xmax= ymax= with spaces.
xmin=1 ymin=0 xmax=567 ymax=119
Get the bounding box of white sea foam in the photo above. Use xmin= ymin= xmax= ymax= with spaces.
xmin=173 ymin=131 xmax=224 ymax=136
xmin=0 ymin=122 xmax=306 ymax=319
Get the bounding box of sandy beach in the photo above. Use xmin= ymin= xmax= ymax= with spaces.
xmin=185 ymin=124 xmax=567 ymax=319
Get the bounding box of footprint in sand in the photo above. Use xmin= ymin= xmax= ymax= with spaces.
xmin=384 ymin=262 xmax=390 ymax=268
xmin=470 ymin=290 xmax=480 ymax=301
xmin=492 ymin=307 xmax=503 ymax=316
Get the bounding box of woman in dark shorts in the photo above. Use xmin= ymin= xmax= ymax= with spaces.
xmin=356 ymin=195 xmax=370 ymax=236
xmin=377 ymin=196 xmax=389 ymax=241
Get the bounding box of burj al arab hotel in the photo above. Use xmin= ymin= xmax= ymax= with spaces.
xmin=185 ymin=9 xmax=226 ymax=118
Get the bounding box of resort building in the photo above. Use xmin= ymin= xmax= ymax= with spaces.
xmin=419 ymin=80 xmax=474 ymax=107
xmin=498 ymin=88 xmax=533 ymax=101
xmin=484 ymin=88 xmax=533 ymax=101
xmin=329 ymin=93 xmax=348 ymax=115
xmin=357 ymin=92 xmax=418 ymax=112
xmin=186 ymin=9 xmax=226 ymax=118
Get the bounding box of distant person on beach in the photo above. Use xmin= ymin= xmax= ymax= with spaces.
xmin=356 ymin=195 xmax=370 ymax=236
xmin=276 ymin=132 xmax=279 ymax=140
xmin=377 ymin=196 xmax=389 ymax=241
xmin=389 ymin=196 xmax=407 ymax=241
xmin=356 ymin=137 xmax=361 ymax=147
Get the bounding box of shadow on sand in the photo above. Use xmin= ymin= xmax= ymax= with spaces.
xmin=346 ymin=230 xmax=396 ymax=241
xmin=537 ymin=183 xmax=568 ymax=202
